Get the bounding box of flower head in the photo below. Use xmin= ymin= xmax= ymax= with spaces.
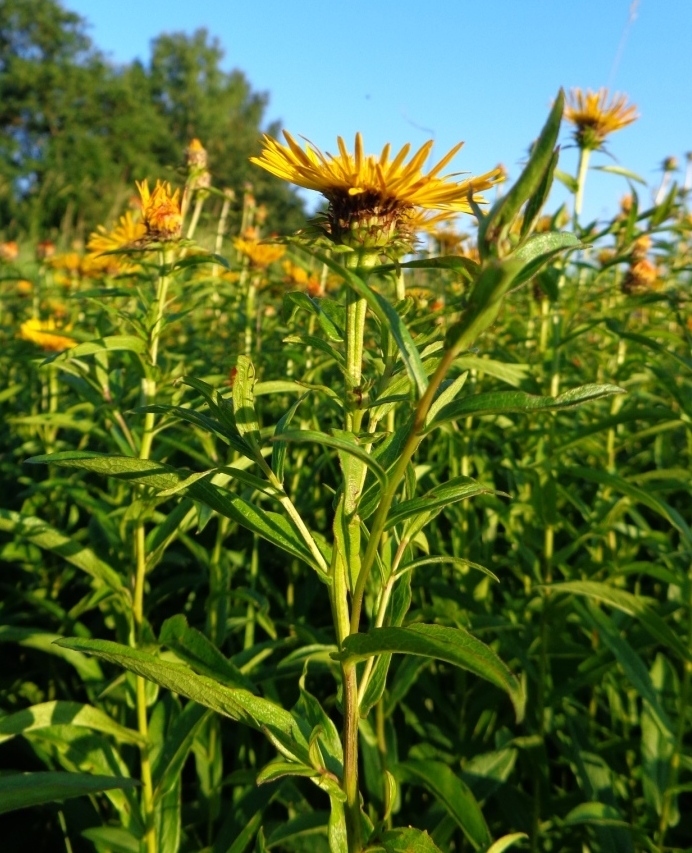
xmin=19 ymin=317 xmax=76 ymax=351
xmin=136 ymin=180 xmax=183 ymax=242
xmin=186 ymin=138 xmax=208 ymax=169
xmin=234 ymin=236 xmax=286 ymax=269
xmin=0 ymin=241 xmax=19 ymax=262
xmin=564 ymin=88 xmax=639 ymax=151
xmin=88 ymin=211 xmax=147 ymax=257
xmin=250 ymin=132 xmax=503 ymax=251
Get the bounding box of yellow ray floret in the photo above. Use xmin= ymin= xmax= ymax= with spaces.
xmin=250 ymin=132 xmax=503 ymax=214
xmin=234 ymin=237 xmax=286 ymax=269
xmin=87 ymin=211 xmax=147 ymax=255
xmin=19 ymin=317 xmax=76 ymax=351
xmin=564 ymin=88 xmax=638 ymax=150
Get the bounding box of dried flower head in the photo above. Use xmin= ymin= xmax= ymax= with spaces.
xmin=186 ymin=138 xmax=208 ymax=169
xmin=250 ymin=131 xmax=503 ymax=251
xmin=565 ymin=88 xmax=639 ymax=151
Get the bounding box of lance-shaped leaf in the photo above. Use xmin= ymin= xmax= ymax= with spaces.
xmin=44 ymin=335 xmax=147 ymax=365
xmin=479 ymin=89 xmax=564 ymax=253
xmin=0 ymin=701 xmax=144 ymax=746
xmin=273 ymin=429 xmax=388 ymax=494
xmin=27 ymin=452 xmax=323 ymax=572
xmin=0 ymin=771 xmax=139 ymax=814
xmin=334 ymin=624 xmax=524 ymax=721
xmin=545 ymin=580 xmax=691 ymax=663
xmin=54 ymin=638 xmax=312 ymax=760
xmin=0 ymin=509 xmax=127 ymax=597
xmin=385 ymin=476 xmax=496 ymax=530
xmin=395 ymin=760 xmax=491 ymax=851
xmin=427 ymin=383 xmax=624 ymax=430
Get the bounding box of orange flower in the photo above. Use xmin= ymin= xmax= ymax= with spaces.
xmin=136 ymin=180 xmax=183 ymax=241
xmin=0 ymin=241 xmax=19 ymax=262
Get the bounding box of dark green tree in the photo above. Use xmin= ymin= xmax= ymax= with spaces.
xmin=0 ymin=1 xmax=304 ymax=240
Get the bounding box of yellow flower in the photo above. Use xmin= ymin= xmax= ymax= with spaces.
xmin=234 ymin=237 xmax=286 ymax=269
xmin=282 ymin=260 xmax=323 ymax=295
xmin=17 ymin=279 xmax=33 ymax=295
xmin=564 ymin=88 xmax=638 ymax=151
xmin=19 ymin=317 xmax=77 ymax=351
xmin=87 ymin=211 xmax=147 ymax=256
xmin=250 ymin=131 xmax=503 ymax=250
xmin=136 ymin=180 xmax=183 ymax=242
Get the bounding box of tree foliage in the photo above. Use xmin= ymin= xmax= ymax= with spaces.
xmin=0 ymin=0 xmax=305 ymax=239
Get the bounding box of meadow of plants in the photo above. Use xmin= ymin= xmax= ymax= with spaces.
xmin=1 ymin=13 xmax=691 ymax=851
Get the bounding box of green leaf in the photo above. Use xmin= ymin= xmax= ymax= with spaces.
xmin=0 ymin=627 xmax=103 ymax=684
xmin=396 ymin=760 xmax=491 ymax=850
xmin=45 ymin=335 xmax=146 ymax=364
xmin=159 ymin=614 xmax=255 ymax=691
xmin=444 ymin=260 xmax=523 ymax=354
xmin=0 ymin=509 xmax=127 ymax=597
xmin=232 ymin=354 xmax=261 ymax=445
xmin=0 ymin=701 xmax=143 ymax=746
xmin=272 ymin=394 xmax=308 ymax=485
xmin=27 ymin=452 xmax=322 ymax=571
xmin=511 ymin=232 xmax=582 ymax=286
xmin=428 ymin=383 xmax=624 ymax=429
xmin=151 ymin=701 xmax=209 ymax=798
xmin=274 ymin=429 xmax=388 ymax=495
xmin=479 ymin=89 xmax=564 ymax=252
xmin=53 ymin=638 xmax=311 ymax=757
xmin=398 ymin=556 xmax=498 ymax=583
xmin=0 ymin=771 xmax=138 ymax=814
xmin=81 ymin=827 xmax=140 ymax=853
xmin=593 ymin=165 xmax=647 ymax=185
xmin=485 ymin=834 xmax=529 ymax=853
xmin=520 ymin=146 xmax=560 ymax=238
xmin=386 ymin=476 xmax=495 ymax=529
xmin=368 ymin=827 xmax=444 ymax=852
xmin=574 ymin=601 xmax=675 ymax=737
xmin=265 ymin=811 xmax=329 ymax=850
xmin=564 ymin=466 xmax=692 ymax=548
xmin=545 ymin=581 xmax=690 ymax=663
xmin=375 ymin=255 xmax=479 ymax=280
xmin=334 ymin=624 xmax=524 ymax=721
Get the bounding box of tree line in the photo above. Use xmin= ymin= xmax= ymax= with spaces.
xmin=0 ymin=0 xmax=305 ymax=242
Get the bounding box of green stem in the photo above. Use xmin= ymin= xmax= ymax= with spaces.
xmin=350 ymin=345 xmax=457 ymax=633
xmin=573 ymin=147 xmax=591 ymax=228
xmin=342 ymin=662 xmax=363 ymax=853
xmin=132 ymin=250 xmax=172 ymax=853
xmin=244 ymin=273 xmax=259 ymax=356
xmin=186 ymin=196 xmax=205 ymax=241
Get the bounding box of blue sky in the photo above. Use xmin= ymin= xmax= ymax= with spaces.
xmin=65 ymin=0 xmax=691 ymax=225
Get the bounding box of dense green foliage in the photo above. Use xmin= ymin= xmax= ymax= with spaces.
xmin=0 ymin=0 xmax=305 ymax=241
xmin=0 ymin=12 xmax=691 ymax=853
